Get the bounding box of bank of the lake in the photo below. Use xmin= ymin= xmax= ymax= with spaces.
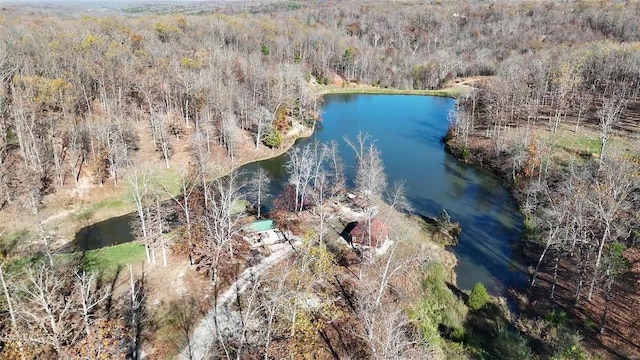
xmin=316 ymin=82 xmax=472 ymax=98
xmin=71 ymin=85 xmax=463 ymax=250
xmin=67 ymin=91 xmax=532 ymax=359
xmin=72 ymin=91 xmax=527 ymax=311
xmin=67 ymin=119 xmax=315 ymax=250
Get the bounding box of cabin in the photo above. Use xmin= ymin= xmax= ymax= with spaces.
xmin=342 ymin=218 xmax=389 ymax=248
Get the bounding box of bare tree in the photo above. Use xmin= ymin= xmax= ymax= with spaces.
xmin=597 ymin=94 xmax=626 ymax=165
xmin=585 ymin=155 xmax=637 ymax=301
xmin=326 ymin=140 xmax=346 ymax=198
xmin=221 ymin=112 xmax=241 ymax=162
xmin=74 ymin=270 xmax=111 ymax=338
xmin=449 ymin=96 xmax=472 ymax=149
xmin=247 ymin=167 xmax=271 ymax=218
xmin=345 ymin=132 xmax=387 ymax=205
xmin=127 ymin=167 xmax=154 ymax=263
xmin=355 ymin=225 xmax=429 ymax=359
xmin=145 ymin=193 xmax=171 ymax=267
xmin=345 ymin=133 xmax=387 ymax=247
xmin=195 ymin=170 xmax=246 ymax=283
xmin=164 ymin=166 xmax=198 ymax=265
xmin=530 ymin=181 xmax=569 ymax=289
xmin=15 ymin=264 xmax=74 ymax=356
xmin=150 ymin=113 xmax=172 ymax=169
xmin=0 ymin=263 xmax=26 ymax=360
xmin=252 ymin=106 xmax=273 ymax=149
xmin=286 ymin=143 xmax=317 ymax=213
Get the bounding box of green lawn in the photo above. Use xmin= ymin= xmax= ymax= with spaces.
xmin=317 ymin=84 xmax=469 ymax=98
xmin=90 ymin=197 xmax=129 ymax=212
xmin=0 ymin=229 xmax=30 ymax=256
xmin=3 ymin=242 xmax=146 ymax=278
xmin=154 ymin=167 xmax=184 ymax=197
xmin=549 ymin=133 xmax=602 ymax=156
xmin=79 ymin=242 xmax=147 ymax=276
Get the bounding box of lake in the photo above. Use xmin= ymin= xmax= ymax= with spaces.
xmin=74 ymin=93 xmax=527 ymax=296
xmin=241 ymin=94 xmax=527 ymax=295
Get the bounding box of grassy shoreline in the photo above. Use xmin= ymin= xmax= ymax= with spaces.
xmin=316 ymin=83 xmax=471 ymax=98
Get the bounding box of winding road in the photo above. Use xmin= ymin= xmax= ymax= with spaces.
xmin=179 ymin=239 xmax=300 ymax=360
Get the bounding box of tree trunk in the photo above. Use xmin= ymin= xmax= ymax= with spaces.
xmin=0 ymin=264 xmax=26 ymax=360
xmin=550 ymin=255 xmax=559 ymax=299
xmin=600 ymin=270 xmax=613 ymax=334
xmin=530 ymin=234 xmax=552 ymax=289
xmin=574 ymin=248 xmax=589 ymax=306
xmin=599 ymin=134 xmax=607 ymax=166
xmin=162 ymin=242 xmax=167 ymax=267
xmin=589 ymin=225 xmax=609 ymax=301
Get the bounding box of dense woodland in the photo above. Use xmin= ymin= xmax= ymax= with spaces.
xmin=1 ymin=0 xmax=640 ymax=359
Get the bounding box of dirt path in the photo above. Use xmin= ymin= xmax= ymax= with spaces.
xmin=451 ymin=75 xmax=493 ymax=86
xmin=179 ymin=239 xmax=301 ymax=360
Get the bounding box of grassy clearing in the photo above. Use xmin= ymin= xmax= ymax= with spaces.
xmin=543 ymin=129 xmax=637 ymax=167
xmin=547 ymin=132 xmax=602 ymax=156
xmin=78 ymin=242 xmax=146 ymax=276
xmin=154 ymin=167 xmax=183 ymax=197
xmin=90 ymin=197 xmax=129 ymax=212
xmin=0 ymin=229 xmax=30 ymax=256
xmin=316 ymin=84 xmax=470 ymax=98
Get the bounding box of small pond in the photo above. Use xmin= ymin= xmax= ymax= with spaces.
xmin=73 ymin=213 xmax=136 ymax=251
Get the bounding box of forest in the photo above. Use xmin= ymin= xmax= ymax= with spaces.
xmin=0 ymin=0 xmax=639 ymax=359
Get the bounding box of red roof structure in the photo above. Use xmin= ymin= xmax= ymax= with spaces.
xmin=349 ymin=218 xmax=389 ymax=248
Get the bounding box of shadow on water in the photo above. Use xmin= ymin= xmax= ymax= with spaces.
xmin=71 ymin=213 xmax=137 ymax=251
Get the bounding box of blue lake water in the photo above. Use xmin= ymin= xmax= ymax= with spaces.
xmin=241 ymin=94 xmax=527 ymax=295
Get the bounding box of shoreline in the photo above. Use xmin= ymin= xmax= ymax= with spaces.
xmin=315 ymin=83 xmax=471 ymax=98
xmin=58 ymin=124 xmax=316 ymax=246
xmin=443 ymin=136 xmax=534 ymax=299
xmin=64 ymin=85 xmax=463 ymax=239
xmin=6 ymin=84 xmax=468 ymax=253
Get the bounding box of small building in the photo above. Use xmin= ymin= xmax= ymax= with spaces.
xmin=344 ymin=218 xmax=389 ymax=248
xmin=245 ymin=219 xmax=286 ymax=247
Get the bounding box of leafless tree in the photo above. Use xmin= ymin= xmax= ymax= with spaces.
xmin=0 ymin=263 xmax=26 ymax=360
xmin=326 ymin=140 xmax=346 ymax=198
xmin=127 ymin=167 xmax=154 ymax=263
xmin=252 ymin=106 xmax=273 ymax=149
xmin=286 ymin=143 xmax=319 ymax=213
xmin=195 ymin=170 xmax=246 ymax=283
xmin=597 ymin=94 xmax=626 ymax=166
xmin=74 ymin=270 xmax=111 ymax=338
xmin=164 ymin=166 xmax=198 ymax=265
xmin=247 ymin=167 xmax=271 ymax=218
xmin=15 ymin=264 xmax=74 ymax=356
xmin=355 ymin=225 xmax=429 ymax=359
xmin=450 ymin=96 xmax=473 ymax=149
xmin=345 ymin=133 xmax=387 ymax=247
xmin=585 ymin=155 xmax=637 ymax=301
xmin=345 ymin=132 xmax=387 ymax=205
